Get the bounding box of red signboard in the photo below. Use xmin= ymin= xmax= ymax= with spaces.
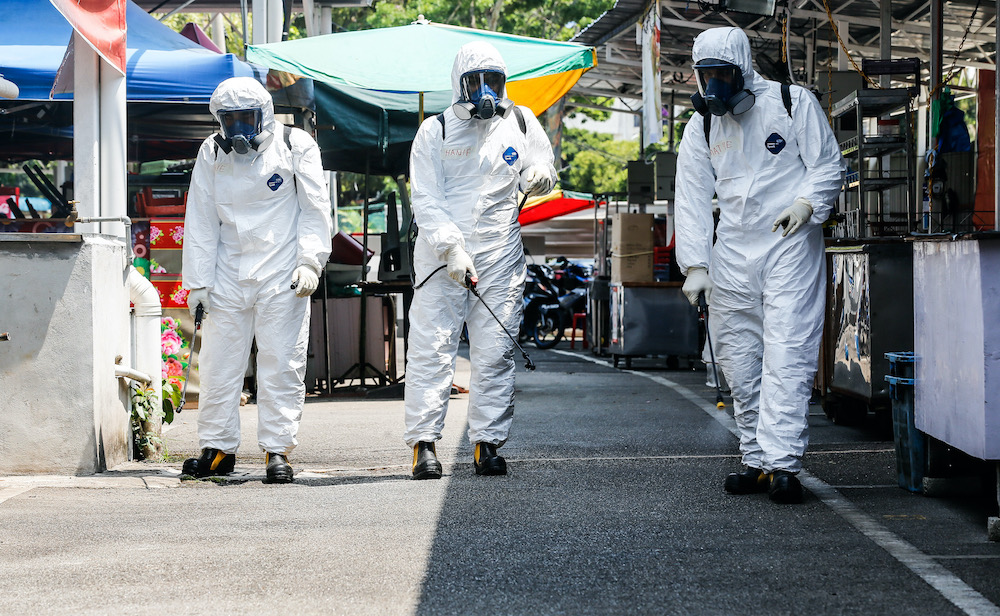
xmin=49 ymin=0 xmax=127 ymax=74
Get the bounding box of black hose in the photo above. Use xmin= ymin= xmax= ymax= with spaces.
xmin=467 ymin=273 xmax=535 ymax=371
xmin=698 ymin=292 xmax=726 ymax=409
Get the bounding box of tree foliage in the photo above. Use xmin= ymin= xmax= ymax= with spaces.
xmin=560 ymin=128 xmax=637 ymax=195
xmin=328 ymin=0 xmax=611 ymax=41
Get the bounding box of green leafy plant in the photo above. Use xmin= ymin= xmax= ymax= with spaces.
xmin=130 ymin=383 xmax=164 ymax=460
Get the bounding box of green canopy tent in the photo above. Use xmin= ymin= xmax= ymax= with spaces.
xmin=247 ymin=22 xmax=595 ymax=175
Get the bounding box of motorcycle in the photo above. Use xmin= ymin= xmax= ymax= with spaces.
xmin=520 ymin=259 xmax=592 ymax=349
xmin=521 ymin=262 xmax=563 ymax=349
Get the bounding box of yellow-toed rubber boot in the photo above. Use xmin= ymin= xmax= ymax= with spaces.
xmin=263 ymin=452 xmax=294 ymax=484
xmin=182 ymin=448 xmax=236 ymax=478
xmin=412 ymin=442 xmax=443 ymax=480
xmin=473 ymin=442 xmax=507 ymax=476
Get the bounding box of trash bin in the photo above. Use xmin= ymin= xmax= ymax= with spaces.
xmin=885 ymin=351 xmax=925 ymax=492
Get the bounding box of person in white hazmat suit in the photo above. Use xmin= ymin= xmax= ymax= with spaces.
xmin=181 ymin=77 xmax=332 ymax=484
xmin=405 ymin=42 xmax=556 ymax=479
xmin=674 ymin=27 xmax=844 ymax=504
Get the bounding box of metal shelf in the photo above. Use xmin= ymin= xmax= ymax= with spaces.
xmin=846 ymin=175 xmax=911 ymax=191
xmin=831 ymin=88 xmax=912 ymax=119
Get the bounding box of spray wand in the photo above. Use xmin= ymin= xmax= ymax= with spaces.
xmin=177 ymin=304 xmax=204 ymax=413
xmin=698 ymin=292 xmax=726 ymax=409
xmin=466 ymin=273 xmax=535 ymax=371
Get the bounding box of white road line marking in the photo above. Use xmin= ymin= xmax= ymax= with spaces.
xmin=552 ymin=349 xmax=1000 ymax=616
xmin=0 ymin=486 xmax=33 ymax=505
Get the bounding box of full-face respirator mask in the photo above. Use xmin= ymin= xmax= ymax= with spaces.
xmin=214 ymin=108 xmax=272 ymax=155
xmin=690 ymin=58 xmax=755 ymax=117
xmin=452 ymin=69 xmax=513 ymax=121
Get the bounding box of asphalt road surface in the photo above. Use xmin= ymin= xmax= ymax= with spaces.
xmin=1 ymin=345 xmax=998 ymax=615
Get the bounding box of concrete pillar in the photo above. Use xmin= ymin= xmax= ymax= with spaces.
xmin=267 ymin=0 xmax=283 ymax=42
xmin=252 ymin=0 xmax=267 ymax=45
xmin=321 ymin=6 xmax=332 ymax=35
xmin=210 ymin=13 xmax=226 ymax=52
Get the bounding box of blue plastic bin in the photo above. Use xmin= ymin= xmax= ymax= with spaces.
xmin=885 ymin=352 xmax=925 ymax=492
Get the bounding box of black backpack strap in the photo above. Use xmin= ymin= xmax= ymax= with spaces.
xmin=213 ymin=133 xmax=231 ymax=156
xmin=283 ymin=125 xmax=297 ymax=192
xmin=437 ymin=113 xmax=446 ymax=141
xmin=513 ymin=106 xmax=526 ymax=135
xmin=703 ymin=113 xmax=711 ymax=145
xmin=781 ymin=83 xmax=793 ymax=118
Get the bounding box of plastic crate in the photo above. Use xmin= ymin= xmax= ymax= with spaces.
xmin=885 ymin=351 xmax=924 ymax=492
xmin=136 ymin=187 xmax=186 ymax=217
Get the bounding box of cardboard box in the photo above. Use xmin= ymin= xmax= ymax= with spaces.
xmin=611 ymin=213 xmax=654 ymax=282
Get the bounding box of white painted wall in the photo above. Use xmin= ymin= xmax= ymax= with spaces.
xmin=0 ymin=234 xmax=132 ymax=474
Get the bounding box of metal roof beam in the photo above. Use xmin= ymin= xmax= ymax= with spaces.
xmin=572 ymin=85 xmax=644 ymax=100
xmin=783 ymin=7 xmax=997 ymax=43
xmin=567 ymin=101 xmax=643 ymax=115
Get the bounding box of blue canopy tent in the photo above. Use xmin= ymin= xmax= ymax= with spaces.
xmin=0 ymin=0 xmax=263 ymax=161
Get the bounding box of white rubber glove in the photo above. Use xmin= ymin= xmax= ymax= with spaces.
xmin=681 ymin=267 xmax=713 ymax=307
xmin=445 ymin=245 xmax=478 ymax=287
xmin=520 ymin=165 xmax=553 ymax=197
xmin=187 ymin=288 xmax=210 ymax=320
xmin=771 ymin=197 xmax=814 ymax=237
xmin=291 ymin=265 xmax=320 ymax=297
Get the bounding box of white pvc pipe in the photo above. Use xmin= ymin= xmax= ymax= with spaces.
xmin=127 ymin=266 xmax=162 ymax=407
xmin=115 ymin=366 xmax=152 ymax=385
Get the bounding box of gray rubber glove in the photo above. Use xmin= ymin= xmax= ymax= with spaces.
xmin=520 ymin=165 xmax=553 ymax=197
xmin=291 ymin=265 xmax=320 ymax=297
xmin=187 ymin=287 xmax=210 ymax=319
xmin=681 ymin=267 xmax=713 ymax=307
xmin=771 ymin=198 xmax=814 ymax=237
xmin=445 ymin=245 xmax=478 ymax=287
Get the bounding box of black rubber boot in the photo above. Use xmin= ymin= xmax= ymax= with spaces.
xmin=412 ymin=442 xmax=443 ymax=480
xmin=768 ymin=470 xmax=804 ymax=504
xmin=473 ymin=443 xmax=507 ymax=476
xmin=724 ymin=467 xmax=770 ymax=494
xmin=182 ymin=448 xmax=236 ymax=478
xmin=263 ymin=452 xmax=294 ymax=484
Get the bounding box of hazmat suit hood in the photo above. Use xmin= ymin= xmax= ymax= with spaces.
xmin=692 ymin=27 xmax=767 ymax=97
xmin=450 ymin=41 xmax=508 ymax=103
xmin=209 ymin=77 xmax=276 ymax=152
xmin=449 ymin=41 xmax=512 ymax=122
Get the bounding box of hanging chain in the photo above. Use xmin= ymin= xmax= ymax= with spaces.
xmin=821 ymin=0 xmax=880 ymax=89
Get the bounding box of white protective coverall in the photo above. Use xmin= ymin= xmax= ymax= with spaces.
xmin=674 ymin=27 xmax=844 ymax=473
xmin=182 ymin=77 xmax=333 ymax=455
xmin=404 ymin=42 xmax=556 ymax=448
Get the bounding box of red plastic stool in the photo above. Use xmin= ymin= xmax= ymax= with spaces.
xmin=570 ymin=312 xmax=588 ymax=349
